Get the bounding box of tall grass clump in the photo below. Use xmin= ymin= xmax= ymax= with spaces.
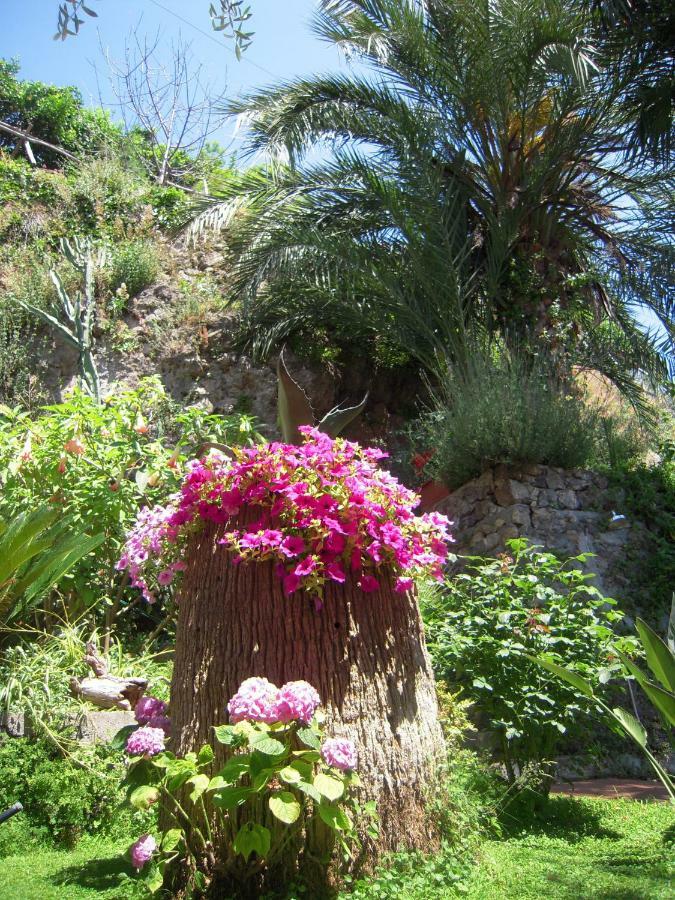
xmin=418 ymin=352 xmax=601 ymax=488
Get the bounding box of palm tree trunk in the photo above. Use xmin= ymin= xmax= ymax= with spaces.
xmin=170 ymin=517 xmax=445 ymax=880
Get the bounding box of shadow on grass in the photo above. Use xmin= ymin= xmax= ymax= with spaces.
xmin=498 ymin=793 xmax=620 ymax=841
xmin=51 ymin=853 xmax=134 ymax=893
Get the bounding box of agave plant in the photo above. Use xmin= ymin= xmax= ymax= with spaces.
xmin=535 ymin=608 xmax=675 ymax=802
xmin=277 ymin=351 xmax=368 ymax=443
xmin=17 ymin=237 xmax=106 ymax=402
xmin=191 ymin=0 xmax=673 ymax=404
xmin=0 ymin=506 xmax=104 ymax=629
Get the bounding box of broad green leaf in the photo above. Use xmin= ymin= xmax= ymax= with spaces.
xmin=212 ymin=786 xmax=253 ymax=810
xmin=207 ymin=775 xmax=228 ymax=792
xmin=144 ymin=862 xmax=164 ymax=894
xmin=529 ymin=655 xmax=594 ymax=697
xmin=296 ymin=780 xmax=322 ymax=803
xmin=639 ymin=679 xmax=675 ymax=727
xmin=250 ymin=736 xmax=285 ymax=756
xmin=611 ymin=707 xmax=647 ymax=748
xmin=280 ymin=765 xmax=302 ymax=784
xmin=314 ymin=773 xmax=344 ymax=801
xmin=636 ymin=618 xmax=675 ymax=693
xmin=217 ymin=754 xmax=251 ymax=783
xmin=129 ymin=785 xmax=159 ymax=810
xmin=296 ymin=727 xmax=321 ymax=750
xmin=188 ymin=773 xmax=210 ymax=803
xmin=233 ymin=823 xmax=271 ymax=861
xmin=110 ymin=724 xmax=137 ymax=751
xmin=198 ymin=744 xmax=215 ymax=765
xmin=318 ymin=801 xmax=351 ymax=832
xmin=269 ymin=791 xmax=302 ymax=824
xmin=213 ymin=724 xmax=237 ymax=745
xmin=251 ymin=769 xmax=273 ymax=792
xmin=160 ymin=829 xmax=182 ymax=852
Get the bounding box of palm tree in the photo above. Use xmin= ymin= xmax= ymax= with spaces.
xmin=193 ymin=0 xmax=673 ymax=400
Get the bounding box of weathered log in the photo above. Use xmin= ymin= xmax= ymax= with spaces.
xmin=69 ymin=675 xmax=147 ymax=710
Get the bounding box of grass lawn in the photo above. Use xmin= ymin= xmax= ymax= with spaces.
xmin=464 ymin=795 xmax=675 ymax=900
xmin=0 ymin=796 xmax=671 ymax=899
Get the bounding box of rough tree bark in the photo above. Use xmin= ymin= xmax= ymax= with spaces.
xmin=169 ymin=517 xmax=445 ymax=887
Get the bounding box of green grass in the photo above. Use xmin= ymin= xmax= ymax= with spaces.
xmin=465 ymin=796 xmax=675 ymax=900
xmin=0 ymin=834 xmax=145 ymax=900
xmin=0 ymin=796 xmax=671 ymax=899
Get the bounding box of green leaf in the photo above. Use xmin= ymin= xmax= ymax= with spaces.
xmin=295 ymin=780 xmax=322 ymax=803
xmin=213 ymin=724 xmax=237 ymax=745
xmin=198 ymin=744 xmax=215 ymax=765
xmin=160 ymin=829 xmax=182 ymax=852
xmin=233 ymin=823 xmax=271 ymax=861
xmin=144 ymin=862 xmax=164 ymax=894
xmin=280 ymin=765 xmax=302 ymax=784
xmin=251 ymin=769 xmax=274 ymax=792
xmin=188 ymin=773 xmax=210 ymax=803
xmin=207 ymin=775 xmax=228 ymax=792
xmin=639 ymin=679 xmax=675 ymax=727
xmin=529 ymin=655 xmax=594 ymax=698
xmin=296 ymin=727 xmax=321 ymax=750
xmin=611 ymin=707 xmax=648 ymax=748
xmin=314 ymin=773 xmax=344 ymax=801
xmin=250 ymin=736 xmax=286 ymax=756
xmin=269 ymin=791 xmax=302 ymax=824
xmin=318 ymin=801 xmax=351 ymax=832
xmin=129 ymin=785 xmax=159 ymax=810
xmin=212 ymin=786 xmax=253 ymax=810
xmin=166 ymin=758 xmax=198 ymax=793
xmin=636 ymin=618 xmax=675 ymax=693
xmin=217 ymin=754 xmax=251 ymax=783
xmin=110 ymin=724 xmax=137 ymax=751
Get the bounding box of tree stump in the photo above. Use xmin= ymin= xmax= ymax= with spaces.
xmin=169 ymin=517 xmax=445 ymax=883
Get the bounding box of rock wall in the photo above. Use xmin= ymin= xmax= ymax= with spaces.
xmin=435 ymin=463 xmax=642 ymax=605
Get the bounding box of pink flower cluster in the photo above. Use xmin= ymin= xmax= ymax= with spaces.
xmin=126 ymin=725 xmax=166 ymax=757
xmin=135 ymin=695 xmax=167 ymax=725
xmin=321 ymin=737 xmax=357 ymax=771
xmin=130 ymin=833 xmax=156 ymax=870
xmin=117 ymin=429 xmax=452 ymax=604
xmin=227 ymin=677 xmax=321 ymax=726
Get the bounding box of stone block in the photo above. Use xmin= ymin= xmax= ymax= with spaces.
xmin=557 ymin=490 xmax=579 ymax=510
xmin=483 ymin=531 xmax=501 ymax=551
xmin=494 ymin=478 xmax=535 ymax=507
xmin=0 ymin=711 xmax=29 ymax=738
xmin=76 ymin=710 xmax=137 ymax=744
xmin=509 ymin=504 xmax=532 ymax=526
xmin=545 ymin=469 xmax=565 ymax=490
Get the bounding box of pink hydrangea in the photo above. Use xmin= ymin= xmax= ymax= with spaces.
xmin=227 ymin=677 xmax=280 ymax=724
xmin=274 ymin=681 xmax=321 ymax=725
xmin=147 ymin=715 xmax=171 ymax=736
xmin=321 ymin=738 xmax=357 ymax=771
xmin=126 ymin=725 xmax=166 ymax=757
xmin=130 ymin=834 xmax=157 ymax=870
xmin=117 ymin=430 xmax=453 ymax=605
xmin=135 ymin=696 xmax=167 ymax=726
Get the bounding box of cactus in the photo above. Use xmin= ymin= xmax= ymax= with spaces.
xmin=17 ymin=237 xmax=106 ymax=402
xmin=277 ymin=351 xmax=368 ymax=444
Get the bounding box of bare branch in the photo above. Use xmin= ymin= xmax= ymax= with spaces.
xmin=102 ymin=30 xmax=230 ymax=185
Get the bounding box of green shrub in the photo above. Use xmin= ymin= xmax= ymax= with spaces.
xmin=416 ymin=352 xmax=601 ymax=489
xmin=0 ymin=737 xmax=149 ymax=849
xmin=606 ymin=459 xmax=675 ymax=626
xmin=421 ymin=539 xmax=637 ymax=783
xmin=108 ymin=240 xmax=159 ymax=301
xmin=0 ymin=379 xmax=261 ymax=624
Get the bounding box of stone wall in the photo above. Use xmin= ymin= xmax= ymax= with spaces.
xmin=435 ymin=463 xmax=642 ymax=605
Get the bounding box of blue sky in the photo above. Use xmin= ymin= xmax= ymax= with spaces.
xmin=1 ymin=1 xmax=346 ymax=153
